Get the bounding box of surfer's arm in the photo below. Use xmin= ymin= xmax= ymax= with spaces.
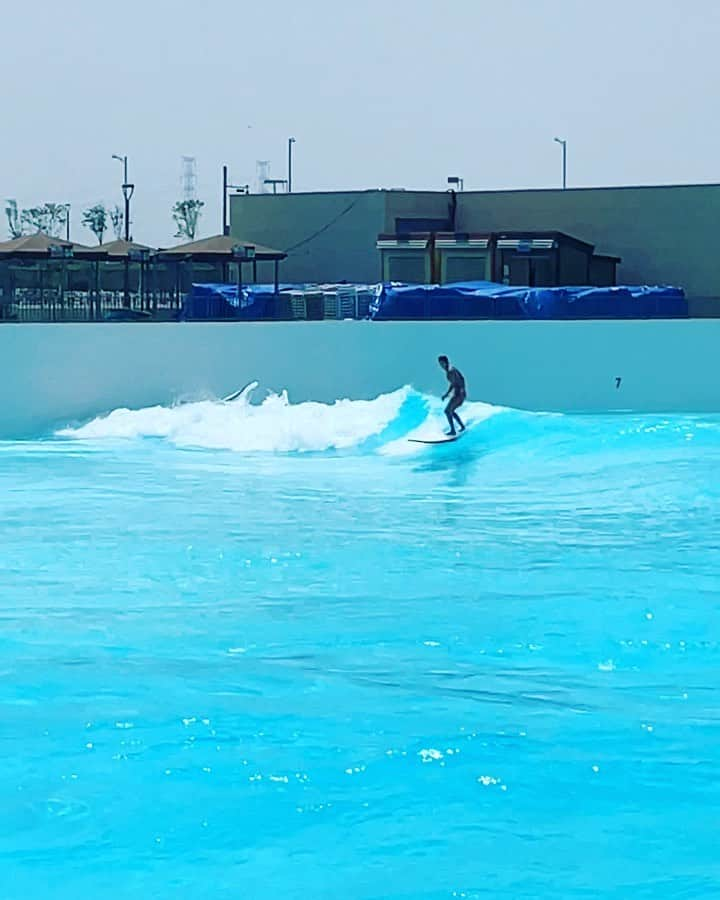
xmin=444 ymin=371 xmax=460 ymax=398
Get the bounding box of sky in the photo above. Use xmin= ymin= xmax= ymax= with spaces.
xmin=1 ymin=0 xmax=718 ymax=246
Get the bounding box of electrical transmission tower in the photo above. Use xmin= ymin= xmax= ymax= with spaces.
xmin=256 ymin=160 xmax=271 ymax=194
xmin=181 ymin=156 xmax=198 ymax=201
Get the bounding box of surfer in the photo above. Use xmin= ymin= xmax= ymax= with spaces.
xmin=438 ymin=355 xmax=466 ymax=436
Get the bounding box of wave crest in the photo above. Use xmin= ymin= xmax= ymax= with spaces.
xmin=57 ymin=384 xmax=503 ymax=454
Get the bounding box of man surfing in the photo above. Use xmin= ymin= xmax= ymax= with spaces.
xmin=439 ymin=355 xmax=466 ymax=436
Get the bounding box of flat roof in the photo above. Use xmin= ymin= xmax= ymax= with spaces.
xmin=231 ymin=181 xmax=720 ymax=199
xmin=455 ymin=181 xmax=720 ymax=196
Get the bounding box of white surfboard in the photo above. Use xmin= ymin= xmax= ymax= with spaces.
xmin=408 ymin=433 xmax=463 ymax=445
xmin=222 ymin=382 xmax=259 ymax=403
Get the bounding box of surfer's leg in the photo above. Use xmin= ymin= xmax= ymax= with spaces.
xmin=444 ymin=400 xmax=457 ymax=436
xmin=450 ymin=395 xmax=465 ymax=432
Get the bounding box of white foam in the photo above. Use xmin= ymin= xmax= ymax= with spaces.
xmin=59 ymin=385 xmax=412 ymax=453
xmin=381 ymin=398 xmax=504 ymax=456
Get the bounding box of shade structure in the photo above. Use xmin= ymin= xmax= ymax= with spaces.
xmin=94 ymin=239 xmax=154 ymax=259
xmin=157 ymin=233 xmax=285 ymax=261
xmin=0 ymin=232 xmax=102 ymax=259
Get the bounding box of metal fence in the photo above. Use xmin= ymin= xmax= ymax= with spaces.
xmin=1 ymin=288 xmax=183 ymax=322
xmin=0 ymin=285 xmax=376 ymax=323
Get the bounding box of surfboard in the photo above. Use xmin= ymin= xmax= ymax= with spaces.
xmin=222 ymin=382 xmax=259 ymax=403
xmin=408 ymin=433 xmax=463 ymax=445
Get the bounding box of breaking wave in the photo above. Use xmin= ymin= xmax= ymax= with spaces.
xmin=57 ymin=383 xmax=505 ymax=454
xmin=57 ymin=382 xmax=720 ymax=459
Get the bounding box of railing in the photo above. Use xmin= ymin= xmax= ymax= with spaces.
xmin=1 ymin=287 xmax=701 ymax=322
xmin=0 ymin=289 xmax=184 ymax=322
xmin=0 ymin=286 xmax=376 ymax=322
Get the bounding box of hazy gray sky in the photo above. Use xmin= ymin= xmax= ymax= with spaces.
xmin=1 ymin=0 xmax=718 ymax=245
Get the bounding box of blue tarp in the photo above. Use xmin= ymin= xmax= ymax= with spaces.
xmin=183 ymin=282 xmax=382 ymax=320
xmin=369 ymin=282 xmax=687 ymax=320
xmin=182 ymin=283 xmax=298 ymax=320
xmin=184 ymin=281 xmax=687 ymax=321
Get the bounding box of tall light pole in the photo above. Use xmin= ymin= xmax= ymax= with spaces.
xmin=447 ymin=175 xmax=464 ymax=191
xmin=222 ymin=165 xmax=250 ymax=235
xmin=554 ymin=137 xmax=567 ymax=190
xmin=112 ymin=154 xmax=135 ymax=240
xmin=222 ymin=165 xmax=229 ymax=235
xmin=288 ymin=137 xmax=296 ymax=193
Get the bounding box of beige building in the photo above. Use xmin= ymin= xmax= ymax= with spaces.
xmin=230 ymin=183 xmax=720 ymax=301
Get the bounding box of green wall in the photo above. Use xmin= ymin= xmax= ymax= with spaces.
xmin=456 ymin=184 xmax=720 ymax=297
xmin=230 ymin=190 xmax=454 ymax=284
xmin=382 ymin=191 xmax=454 ymax=232
xmin=230 ymin=190 xmax=387 ymax=284
xmin=230 ymin=184 xmax=720 ymax=296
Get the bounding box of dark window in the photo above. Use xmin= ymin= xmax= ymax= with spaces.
xmin=395 ymin=218 xmax=450 ymax=235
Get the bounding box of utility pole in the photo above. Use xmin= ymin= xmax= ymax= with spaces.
xmin=554 ymin=137 xmax=567 ymax=190
xmin=223 ymin=165 xmax=228 ymax=235
xmin=288 ymin=137 xmax=296 ymax=193
xmin=222 ymin=166 xmax=250 ymax=236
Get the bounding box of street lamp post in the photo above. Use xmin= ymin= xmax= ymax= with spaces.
xmin=222 ymin=165 xmax=229 ymax=235
xmin=64 ymin=204 xmax=71 ymax=241
xmin=112 ymin=154 xmax=135 ymax=240
xmin=288 ymin=137 xmax=296 ymax=193
xmin=447 ymin=176 xmax=464 ymax=191
xmin=222 ymin=166 xmax=250 ymax=235
xmin=553 ymin=138 xmax=567 ymax=190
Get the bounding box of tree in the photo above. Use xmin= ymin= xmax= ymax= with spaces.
xmin=82 ymin=204 xmax=108 ymax=244
xmin=18 ymin=203 xmax=68 ymax=237
xmin=172 ymin=199 xmax=204 ymax=241
xmin=5 ymin=199 xmax=22 ymax=239
xmin=21 ymin=206 xmax=50 ymax=234
xmin=43 ymin=203 xmax=68 ymax=238
xmin=109 ymin=205 xmax=124 ymax=241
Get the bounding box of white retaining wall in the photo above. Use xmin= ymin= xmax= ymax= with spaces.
xmin=1 ymin=320 xmax=719 ymax=437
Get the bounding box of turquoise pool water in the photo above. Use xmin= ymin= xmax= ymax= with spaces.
xmin=2 ymin=388 xmax=719 ymax=899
